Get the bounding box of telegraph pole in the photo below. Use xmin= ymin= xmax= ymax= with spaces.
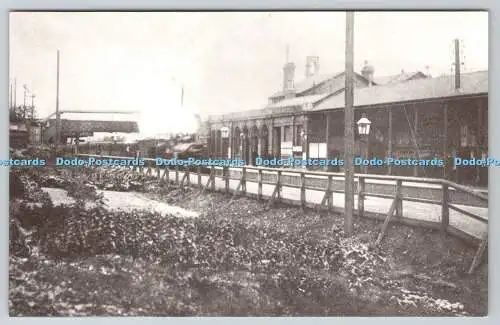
xmin=23 ymin=84 xmax=27 ymax=106
xmin=55 ymin=50 xmax=61 ymax=151
xmin=181 ymin=85 xmax=184 ymax=107
xmin=9 ymin=81 xmax=13 ymax=109
xmin=454 ymin=39 xmax=461 ymax=90
xmin=13 ymin=79 xmax=17 ymax=108
xmin=31 ymin=94 xmax=36 ymax=119
xmin=23 ymin=84 xmax=28 ymax=119
xmin=344 ymin=11 xmax=355 ymax=236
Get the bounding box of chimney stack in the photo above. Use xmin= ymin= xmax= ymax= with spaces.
xmin=361 ymin=60 xmax=375 ymax=86
xmin=283 ymin=62 xmax=296 ymax=92
xmin=305 ymin=56 xmax=320 ymax=78
xmin=282 ymin=45 xmax=296 ymax=92
xmin=305 ymin=60 xmax=312 ymax=78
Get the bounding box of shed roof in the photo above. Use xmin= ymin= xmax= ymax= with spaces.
xmin=314 ymin=70 xmax=488 ymax=111
xmin=269 ymin=72 xmax=341 ymax=98
xmin=372 ymin=71 xmax=428 ymax=85
xmin=269 ymin=71 xmax=370 ymax=98
xmin=49 ymin=119 xmax=140 ymax=133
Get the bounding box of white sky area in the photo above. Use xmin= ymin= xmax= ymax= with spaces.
xmin=9 ymin=11 xmax=488 ymax=138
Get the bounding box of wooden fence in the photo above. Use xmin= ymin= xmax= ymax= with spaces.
xmin=76 ymin=154 xmax=488 ymax=274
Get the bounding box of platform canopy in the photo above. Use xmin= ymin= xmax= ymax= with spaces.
xmin=43 ymin=111 xmax=140 ymax=141
xmin=57 ymin=119 xmax=139 ymax=134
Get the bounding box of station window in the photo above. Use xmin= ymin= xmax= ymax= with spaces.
xmin=283 ymin=126 xmax=292 ymax=142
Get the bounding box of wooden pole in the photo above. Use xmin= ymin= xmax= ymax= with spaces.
xmin=181 ymin=85 xmax=184 ymax=107
xmin=441 ymin=183 xmax=449 ymax=234
xmin=30 ymin=94 xmax=36 ymax=119
xmin=344 ymin=11 xmax=355 ymax=236
xmin=454 ymin=39 xmax=461 ymax=90
xmin=230 ymin=121 xmax=234 ymax=159
xmin=55 ymin=50 xmax=61 ymax=151
xmin=304 ymin=115 xmax=309 ymax=161
xmin=23 ymin=84 xmax=27 ymax=119
xmin=476 ymin=101 xmax=483 ymax=184
xmin=413 ymin=105 xmax=419 ymax=177
xmin=443 ymin=103 xmax=448 ymax=178
xmin=13 ymin=79 xmax=17 ymax=108
xmin=325 ymin=111 xmax=332 ymax=172
xmin=23 ymin=84 xmax=27 ymax=107
xmin=9 ymin=81 xmax=12 ymax=110
xmin=388 ymin=109 xmax=393 ymax=175
xmin=364 ymin=138 xmax=369 ymax=174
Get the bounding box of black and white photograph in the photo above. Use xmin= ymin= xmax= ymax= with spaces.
xmin=9 ymin=11 xmax=488 ymax=316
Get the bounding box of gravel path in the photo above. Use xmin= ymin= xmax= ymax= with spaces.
xmin=41 ymin=187 xmax=199 ymax=218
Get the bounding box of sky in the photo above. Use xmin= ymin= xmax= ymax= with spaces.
xmin=9 ymin=11 xmax=488 ymax=136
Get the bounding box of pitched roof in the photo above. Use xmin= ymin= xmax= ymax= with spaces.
xmin=269 ymin=72 xmax=344 ymax=98
xmin=210 ymin=108 xmax=269 ymax=121
xmin=373 ymin=71 xmax=428 ymax=85
xmin=314 ymin=70 xmax=488 ymax=111
xmin=265 ymin=93 xmax=331 ymax=109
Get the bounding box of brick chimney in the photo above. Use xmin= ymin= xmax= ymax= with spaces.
xmin=361 ymin=60 xmax=374 ymax=86
xmin=283 ymin=62 xmax=296 ymax=92
xmin=305 ymin=56 xmax=320 ymax=78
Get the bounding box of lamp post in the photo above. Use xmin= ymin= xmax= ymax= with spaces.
xmin=301 ymin=130 xmax=307 ymax=169
xmin=357 ymin=113 xmax=372 ymax=174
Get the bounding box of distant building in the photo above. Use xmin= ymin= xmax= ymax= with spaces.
xmin=9 ymin=122 xmax=29 ymax=149
xmin=43 ymin=119 xmax=140 ymax=144
xmin=204 ymin=55 xmax=487 ymax=186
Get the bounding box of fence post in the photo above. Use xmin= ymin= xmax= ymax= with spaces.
xmin=277 ymin=170 xmax=282 ymax=202
xmin=242 ymin=167 xmax=247 ymax=194
xmin=395 ymin=179 xmax=403 ymax=217
xmin=258 ymin=169 xmax=263 ymax=200
xmin=327 ymin=175 xmax=333 ymax=211
xmin=164 ymin=166 xmax=170 ymax=185
xmin=139 ymin=151 xmax=144 ymax=175
xmin=224 ymin=167 xmax=229 ymax=194
xmin=211 ymin=166 xmax=215 ymax=191
xmin=441 ymin=183 xmax=449 ymax=234
xmin=358 ymin=176 xmax=365 ymax=218
xmin=186 ymin=167 xmax=190 ymax=187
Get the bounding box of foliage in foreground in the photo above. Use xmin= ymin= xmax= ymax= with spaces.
xmin=9 ymin=165 xmax=471 ymax=316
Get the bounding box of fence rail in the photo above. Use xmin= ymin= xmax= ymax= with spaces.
xmin=75 ymin=154 xmax=488 ymax=274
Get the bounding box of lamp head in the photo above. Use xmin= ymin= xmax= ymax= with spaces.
xmin=357 ymin=113 xmax=371 ymax=136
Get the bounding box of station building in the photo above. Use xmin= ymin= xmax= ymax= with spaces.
xmin=205 ymin=57 xmax=488 ymax=186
